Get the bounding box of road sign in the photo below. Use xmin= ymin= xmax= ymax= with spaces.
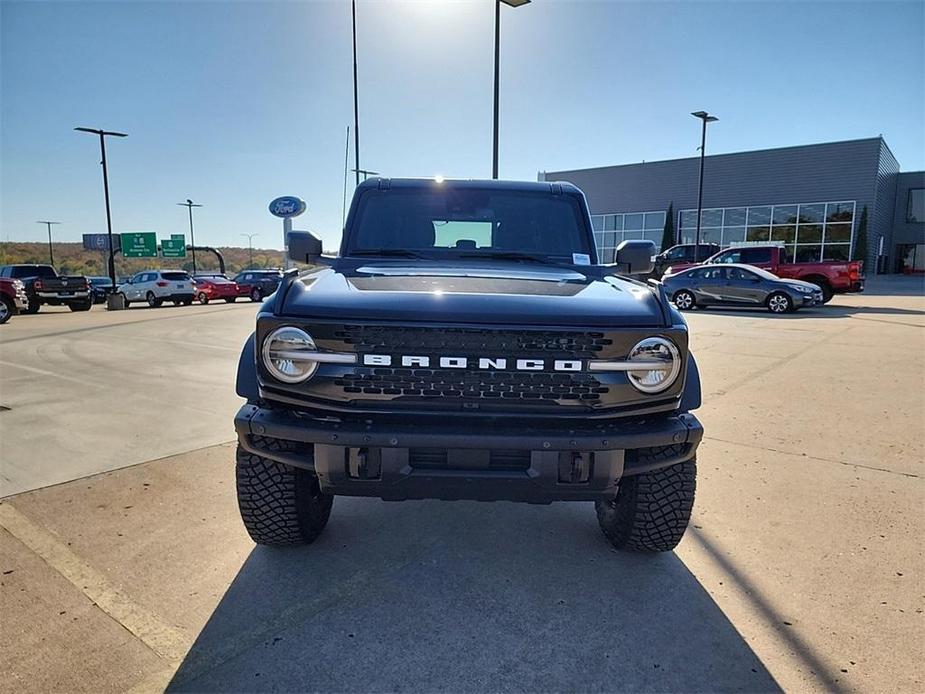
xmin=161 ymin=238 xmax=186 ymax=258
xmin=120 ymin=232 xmax=158 ymax=258
xmin=269 ymin=196 xmax=306 ymax=218
xmin=82 ymin=233 xmax=121 ymax=252
xmin=171 ymin=234 xmax=184 ymax=241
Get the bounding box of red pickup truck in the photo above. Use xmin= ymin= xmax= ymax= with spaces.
xmin=665 ymin=245 xmax=864 ymax=302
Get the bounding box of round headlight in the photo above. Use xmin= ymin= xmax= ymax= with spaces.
xmin=626 ymin=337 xmax=681 ymax=394
xmin=262 ymin=327 xmax=319 ymax=383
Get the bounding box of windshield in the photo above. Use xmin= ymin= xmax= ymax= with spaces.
xmin=347 ymin=187 xmax=592 ymax=260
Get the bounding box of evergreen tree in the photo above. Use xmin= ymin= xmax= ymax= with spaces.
xmin=661 ymin=203 xmax=675 ymax=251
xmin=853 ymin=205 xmax=869 ymax=267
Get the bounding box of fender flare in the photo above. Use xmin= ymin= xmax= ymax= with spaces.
xmin=679 ymin=353 xmax=702 ymax=412
xmin=236 ymin=332 xmax=259 ymax=402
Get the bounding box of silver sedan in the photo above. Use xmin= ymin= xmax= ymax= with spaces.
xmin=662 ymin=263 xmax=823 ymax=314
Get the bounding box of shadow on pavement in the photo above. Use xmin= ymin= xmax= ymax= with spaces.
xmin=688 ymin=304 xmax=924 ymax=320
xmin=167 ymin=499 xmax=780 ymax=692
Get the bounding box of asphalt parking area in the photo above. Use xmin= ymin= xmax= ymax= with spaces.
xmin=1 ymin=280 xmax=923 ymax=692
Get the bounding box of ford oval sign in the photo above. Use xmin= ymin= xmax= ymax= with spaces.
xmin=269 ymin=196 xmax=306 ymax=218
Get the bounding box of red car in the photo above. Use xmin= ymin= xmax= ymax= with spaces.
xmin=0 ymin=277 xmax=29 ymax=324
xmin=192 ymin=274 xmax=239 ymax=304
xmin=665 ymin=244 xmax=864 ymax=303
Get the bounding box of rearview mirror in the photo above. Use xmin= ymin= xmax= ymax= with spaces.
xmin=614 ymin=240 xmax=656 ymax=275
xmin=288 ymin=230 xmax=323 ymax=263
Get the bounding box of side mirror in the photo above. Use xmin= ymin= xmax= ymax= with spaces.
xmin=287 ymin=230 xmax=323 ymax=263
xmin=614 ymin=240 xmax=656 ymax=275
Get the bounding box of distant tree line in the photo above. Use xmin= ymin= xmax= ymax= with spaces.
xmin=0 ymin=242 xmax=287 ymax=277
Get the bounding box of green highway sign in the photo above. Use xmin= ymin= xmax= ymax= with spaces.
xmin=161 ymin=238 xmax=187 ymax=258
xmin=120 ymin=232 xmax=158 ymax=258
xmin=171 ymin=233 xmax=184 ymax=240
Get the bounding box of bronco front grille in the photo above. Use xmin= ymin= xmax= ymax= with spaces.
xmin=333 ymin=325 xmax=612 ymax=356
xmin=335 ymin=368 xmax=607 ymax=402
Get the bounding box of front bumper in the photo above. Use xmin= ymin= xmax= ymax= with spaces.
xmin=234 ymin=404 xmax=703 ymax=503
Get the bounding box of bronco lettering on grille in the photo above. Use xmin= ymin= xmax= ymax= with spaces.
xmin=361 ymin=354 xmax=584 ymax=372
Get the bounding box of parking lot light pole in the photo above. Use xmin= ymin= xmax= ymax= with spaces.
xmin=691 ymin=111 xmax=718 ymax=263
xmin=241 ymin=232 xmax=259 ymax=269
xmin=36 ymin=221 xmax=61 ymax=266
xmin=352 ymin=0 xmax=360 ymax=187
xmin=178 ymin=199 xmax=203 ymax=274
xmin=492 ymin=0 xmax=530 ymax=179
xmin=75 ymin=127 xmax=127 ymax=297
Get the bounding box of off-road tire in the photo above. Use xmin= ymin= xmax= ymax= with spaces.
xmin=236 ymin=437 xmax=333 ymax=546
xmin=595 ymin=453 xmax=696 ymax=552
xmin=68 ymin=300 xmax=92 ymax=312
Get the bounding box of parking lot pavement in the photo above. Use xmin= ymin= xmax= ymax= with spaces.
xmin=1 ymin=281 xmax=923 ymax=692
xmin=0 ymin=302 xmax=256 ymax=497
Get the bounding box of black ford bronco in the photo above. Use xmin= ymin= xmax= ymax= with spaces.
xmin=234 ymin=179 xmax=703 ymax=552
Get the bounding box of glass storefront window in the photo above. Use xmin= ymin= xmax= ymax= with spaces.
xmin=826 ymin=201 xmax=854 ymax=223
xmin=701 ymin=229 xmax=722 ymax=245
xmin=612 ymin=214 xmax=624 ymax=231
xmin=822 ymin=244 xmax=850 ymax=261
xmin=623 ymin=213 xmax=644 ymax=230
xmin=592 ymin=216 xmax=604 ymax=232
xmin=797 ymin=224 xmax=823 ymax=243
xmin=680 ymin=210 xmax=698 ymax=229
xmin=770 ymin=225 xmax=796 ymax=243
xmin=747 ymin=206 xmax=771 ymax=226
xmin=603 ymin=232 xmax=616 ymax=248
xmin=798 ymin=203 xmax=825 ymax=223
xmin=795 ymin=245 xmax=822 ymax=262
xmin=772 ymin=205 xmax=798 ymax=225
xmin=723 ymin=227 xmax=746 ymax=244
xmin=701 ymin=209 xmax=723 ymax=227
xmin=746 ymin=226 xmax=770 ymax=242
xmin=644 ymin=211 xmax=666 ymax=230
xmin=643 ymin=231 xmax=662 ymax=243
xmin=824 ymin=223 xmax=852 ymax=243
xmin=604 ymin=215 xmax=616 ymax=231
xmin=907 ymin=189 xmax=925 ymax=223
xmin=723 ymin=208 xmax=747 ymax=226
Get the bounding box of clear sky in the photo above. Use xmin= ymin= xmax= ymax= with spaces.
xmin=2 ymin=0 xmax=923 ymax=252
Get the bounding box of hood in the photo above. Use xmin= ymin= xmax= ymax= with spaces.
xmin=782 ymin=278 xmax=822 ymax=290
xmin=277 ymin=262 xmax=666 ymax=327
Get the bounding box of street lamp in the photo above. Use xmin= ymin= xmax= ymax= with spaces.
xmin=177 ymin=199 xmax=203 ymax=274
xmin=352 ymin=0 xmax=360 ymax=186
xmin=691 ymin=110 xmax=718 ymax=263
xmin=75 ymin=127 xmax=127 ymax=298
xmin=241 ymin=232 xmax=259 ymax=269
xmin=36 ymin=221 xmax=61 ymax=266
xmin=492 ymin=0 xmax=530 ymax=179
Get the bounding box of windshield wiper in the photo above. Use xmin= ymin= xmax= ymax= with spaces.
xmin=348 ymin=249 xmax=431 ymax=259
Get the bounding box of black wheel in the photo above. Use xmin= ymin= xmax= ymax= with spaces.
xmin=118 ymin=292 xmax=129 ymax=307
xmin=250 ymin=287 xmax=262 ymax=302
xmin=595 ymin=451 xmax=696 ymax=553
xmin=22 ymin=297 xmax=40 ymax=314
xmin=673 ymin=289 xmax=696 ymax=311
xmin=182 ymin=298 xmax=193 ymax=306
xmin=224 ymin=297 xmax=237 ymax=303
xmin=172 ymin=300 xmax=181 ymax=306
xmin=146 ymin=291 xmax=162 ymax=308
xmin=820 ymin=283 xmax=834 ymax=304
xmin=198 ymin=292 xmax=209 ymax=305
xmin=68 ymin=300 xmax=92 ymax=312
xmin=236 ymin=437 xmax=333 ymax=546
xmin=0 ymin=296 xmax=13 ymax=324
xmin=766 ymin=291 xmax=792 ymax=314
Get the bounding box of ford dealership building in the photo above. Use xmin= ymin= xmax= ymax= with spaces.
xmin=541 ymin=137 xmax=924 ymax=274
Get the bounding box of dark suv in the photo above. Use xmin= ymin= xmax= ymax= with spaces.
xmin=651 ymin=243 xmax=722 ymax=278
xmin=234 ymin=269 xmax=283 ymax=302
xmin=234 ymin=179 xmax=703 ymax=553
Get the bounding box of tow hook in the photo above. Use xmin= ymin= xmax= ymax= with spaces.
xmin=558 ymin=451 xmax=590 ymax=484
